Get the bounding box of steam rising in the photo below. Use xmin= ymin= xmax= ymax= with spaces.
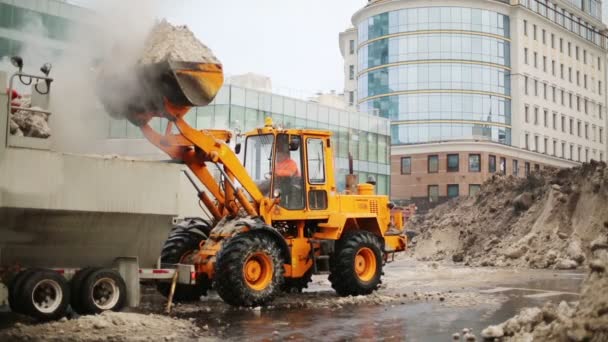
xmin=3 ymin=0 xmax=164 ymax=154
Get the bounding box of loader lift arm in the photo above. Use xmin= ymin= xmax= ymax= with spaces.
xmin=121 ymin=62 xmax=265 ymax=221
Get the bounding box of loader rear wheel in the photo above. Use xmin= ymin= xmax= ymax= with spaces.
xmin=156 ymin=218 xmax=212 ymax=302
xmin=214 ymin=232 xmax=284 ymax=307
xmin=329 ymin=231 xmax=383 ymax=296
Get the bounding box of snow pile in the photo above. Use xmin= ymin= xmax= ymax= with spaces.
xmin=9 ymin=95 xmax=51 ymax=138
xmin=139 ymin=19 xmax=220 ymax=65
xmin=480 ymin=259 xmax=608 ymax=341
xmin=409 ymin=161 xmax=608 ymax=269
xmin=0 ymin=311 xmax=200 ymax=342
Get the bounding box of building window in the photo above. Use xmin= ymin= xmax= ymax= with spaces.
xmin=534 ymin=52 xmax=538 ymax=68
xmin=525 ymin=105 xmax=529 ymax=122
xmin=544 ymin=137 xmax=548 ymax=154
xmin=447 ymin=154 xmax=459 ymax=172
xmin=601 ymin=152 xmax=604 ymax=162
xmin=534 ymin=107 xmax=539 ymax=125
xmin=349 ymin=39 xmax=355 ymax=55
xmin=542 ymin=29 xmax=546 ymax=44
xmin=599 ymin=57 xmax=602 ymax=70
xmin=543 ymin=110 xmax=548 ymax=127
xmin=469 ymin=184 xmax=481 ymax=197
xmin=559 ymin=38 xmax=563 ymax=52
xmin=578 ymin=147 xmax=582 ymax=162
xmin=447 ymin=184 xmax=459 ymax=198
xmin=500 ymin=157 xmax=506 ymax=174
xmin=570 ymin=145 xmax=574 ymax=160
xmin=543 ymin=56 xmax=547 ymax=72
xmin=533 ymin=24 xmax=537 ymax=40
xmin=570 ymin=118 xmax=574 ymax=134
xmin=469 ymin=154 xmax=481 ymax=172
xmin=585 ymin=123 xmax=589 ymax=139
xmin=524 ymin=76 xmax=529 ymax=94
xmin=560 ymin=64 xmax=564 ymax=78
xmin=551 ymin=60 xmax=555 ymax=75
xmin=349 ymin=65 xmax=355 ymax=80
xmin=489 ymin=155 xmax=496 ymax=173
xmin=428 ymin=155 xmax=438 ymax=173
xmin=561 ymin=116 xmax=565 ymax=132
xmin=513 ymin=160 xmax=519 ymax=176
xmin=577 ymin=121 xmax=581 ymax=137
xmin=600 ymin=128 xmax=604 ymax=144
xmin=561 ymin=142 xmax=566 ymax=158
xmin=534 ymin=80 xmax=538 ymax=96
xmin=600 ymin=105 xmax=603 ymax=119
xmin=584 ymin=74 xmax=587 ymax=89
xmin=523 ymin=19 xmax=528 ymax=35
xmin=525 ymin=162 xmax=531 ymax=176
xmin=534 ymin=164 xmax=540 ymax=172
xmin=568 ymin=42 xmax=571 ymax=56
xmin=552 ymin=113 xmax=557 ymax=129
xmin=400 ymin=157 xmax=411 ymax=174
xmin=583 ymin=50 xmax=586 ymax=63
xmin=586 ymin=149 xmax=589 ymax=162
xmin=428 ymin=185 xmax=439 ymax=203
xmin=348 ymin=91 xmax=354 ymax=105
xmin=599 ymin=81 xmax=602 ymax=95
xmin=525 ymin=133 xmax=530 ymax=150
xmin=568 ymin=67 xmax=572 ymax=82
xmin=551 ymin=33 xmax=555 ymax=48
xmin=524 ymin=48 xmax=528 ymax=64
xmin=561 ymin=90 xmax=565 ymax=105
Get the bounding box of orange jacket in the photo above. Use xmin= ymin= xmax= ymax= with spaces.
xmin=275 ymin=158 xmax=300 ymax=177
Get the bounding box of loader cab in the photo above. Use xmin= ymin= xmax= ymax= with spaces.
xmin=244 ymin=132 xmax=305 ymax=210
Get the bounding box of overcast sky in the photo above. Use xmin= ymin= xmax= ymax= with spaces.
xmin=162 ymin=1 xmax=365 ymax=97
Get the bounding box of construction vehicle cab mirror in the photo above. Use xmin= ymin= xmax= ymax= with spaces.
xmin=234 ymin=143 xmax=241 ymax=154
xmin=288 ymin=138 xmax=300 ymax=151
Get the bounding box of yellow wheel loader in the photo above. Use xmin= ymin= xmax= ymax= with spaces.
xmin=97 ymin=58 xmax=408 ymax=307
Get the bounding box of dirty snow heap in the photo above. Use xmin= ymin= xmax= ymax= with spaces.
xmin=409 ymin=161 xmax=608 ymax=270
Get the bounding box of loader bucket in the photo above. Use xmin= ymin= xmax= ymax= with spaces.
xmin=97 ymin=60 xmax=224 ymax=125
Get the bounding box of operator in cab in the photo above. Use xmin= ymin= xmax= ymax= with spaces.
xmin=275 ymin=143 xmax=300 ymax=178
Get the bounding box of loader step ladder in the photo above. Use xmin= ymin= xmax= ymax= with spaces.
xmin=309 ymin=239 xmax=331 ymax=274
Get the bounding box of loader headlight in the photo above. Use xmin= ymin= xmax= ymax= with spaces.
xmin=40 ymin=63 xmax=52 ymax=76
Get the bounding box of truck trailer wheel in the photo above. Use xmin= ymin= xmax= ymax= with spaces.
xmin=70 ymin=267 xmax=102 ymax=314
xmin=77 ymin=268 xmax=126 ymax=315
xmin=8 ymin=268 xmax=44 ymax=314
xmin=156 ymin=219 xmax=211 ymax=302
xmin=329 ymin=231 xmax=383 ymax=296
xmin=17 ymin=269 xmax=70 ymax=321
xmin=214 ymin=232 xmax=284 ymax=307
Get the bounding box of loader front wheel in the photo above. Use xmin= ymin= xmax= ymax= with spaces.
xmin=214 ymin=232 xmax=284 ymax=307
xmin=156 ymin=219 xmax=212 ymax=302
xmin=329 ymin=231 xmax=383 ymax=296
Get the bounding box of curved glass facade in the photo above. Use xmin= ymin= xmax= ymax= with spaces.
xmin=356 ymin=6 xmax=511 ymax=146
xmin=358 ymin=63 xmax=509 ymax=99
xmin=358 ymin=33 xmax=510 ymax=70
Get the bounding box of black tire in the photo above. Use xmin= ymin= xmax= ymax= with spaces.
xmin=156 ymin=218 xmax=212 ymax=302
xmin=329 ymin=231 xmax=383 ymax=297
xmin=17 ymin=269 xmax=70 ymax=321
xmin=214 ymin=232 xmax=284 ymax=307
xmin=78 ymin=268 xmax=127 ymax=315
xmin=8 ymin=268 xmax=43 ymax=314
xmin=70 ymin=267 xmax=102 ymax=314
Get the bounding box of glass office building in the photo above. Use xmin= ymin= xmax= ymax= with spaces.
xmin=108 ymin=85 xmax=392 ymax=195
xmin=356 ymin=6 xmax=512 ymax=146
xmin=0 ymin=0 xmax=90 ymax=64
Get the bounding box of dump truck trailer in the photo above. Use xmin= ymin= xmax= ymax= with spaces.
xmin=0 ymin=69 xmax=206 ymax=319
